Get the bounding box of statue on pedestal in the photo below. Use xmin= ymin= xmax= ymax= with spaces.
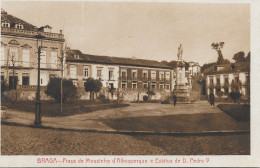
xmin=177 ymin=44 xmax=183 ymax=61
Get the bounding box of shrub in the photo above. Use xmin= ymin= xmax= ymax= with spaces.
xmin=45 ymin=77 xmax=77 ymax=103
xmin=143 ymin=95 xmax=148 ymax=101
xmin=229 ymin=92 xmax=242 ymax=103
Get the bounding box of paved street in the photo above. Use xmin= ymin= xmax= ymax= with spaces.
xmin=1 ymin=125 xmax=249 ymax=155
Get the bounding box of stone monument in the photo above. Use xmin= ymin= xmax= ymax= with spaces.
xmin=173 ymin=44 xmax=191 ymax=102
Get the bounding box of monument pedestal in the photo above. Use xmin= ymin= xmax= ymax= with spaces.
xmin=174 ymin=84 xmax=190 ymax=102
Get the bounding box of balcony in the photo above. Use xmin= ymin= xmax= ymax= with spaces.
xmin=1 ymin=27 xmax=64 ymax=41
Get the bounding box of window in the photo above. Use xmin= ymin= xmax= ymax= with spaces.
xmin=151 ymin=71 xmax=156 ymax=80
xmin=132 ymin=82 xmax=137 ymax=89
xmin=97 ymin=69 xmax=102 ymax=79
xmin=143 ymin=71 xmax=148 ymax=79
xmin=22 ymin=73 xmax=29 ymax=85
xmin=165 ymin=84 xmax=170 ymax=90
xmin=159 ymin=84 xmax=164 ymax=89
xmin=225 ymin=78 xmax=229 ymax=84
xmin=216 ymin=78 xmax=220 ymax=84
xmin=9 ymin=47 xmax=18 ymax=66
xmin=132 ymin=70 xmax=137 ymax=79
xmin=165 ymin=72 xmax=170 ymax=80
xmin=40 ymin=50 xmax=47 ymax=68
xmin=121 ymin=70 xmax=127 ymax=79
xmin=151 ymin=82 xmax=156 ymax=89
xmin=210 ymin=78 xmax=214 ymax=84
xmin=121 ymin=82 xmax=126 ymax=89
xmin=15 ymin=23 xmax=24 ymax=29
xmin=51 ymin=51 xmax=58 ymax=69
xmin=109 ymin=69 xmax=114 ymax=80
xmin=83 ymin=66 xmax=89 ymax=78
xmin=143 ymin=83 xmax=148 ymax=89
xmin=2 ymin=21 xmax=10 ymax=27
xmin=70 ymin=65 xmax=77 ymax=79
xmin=159 ymin=72 xmax=164 ymax=80
xmin=22 ymin=49 xmax=30 ymax=67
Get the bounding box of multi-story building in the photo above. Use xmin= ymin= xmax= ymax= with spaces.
xmin=66 ymin=49 xmax=173 ymax=100
xmin=1 ymin=9 xmax=64 ymax=99
xmin=203 ymin=62 xmax=250 ymax=97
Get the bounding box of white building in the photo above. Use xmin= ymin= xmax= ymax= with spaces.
xmin=188 ymin=61 xmax=201 ymax=76
xmin=203 ymin=62 xmax=250 ymax=97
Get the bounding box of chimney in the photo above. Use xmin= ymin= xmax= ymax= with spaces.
xmin=60 ymin=30 xmax=63 ymax=34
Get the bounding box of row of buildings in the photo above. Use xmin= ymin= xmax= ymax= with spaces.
xmin=1 ymin=9 xmax=201 ymax=101
xmin=2 ymin=9 xmax=249 ymax=101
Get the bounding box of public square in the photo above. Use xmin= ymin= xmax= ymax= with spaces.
xmin=1 ymin=101 xmax=250 ymax=155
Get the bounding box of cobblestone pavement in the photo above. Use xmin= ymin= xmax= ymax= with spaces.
xmin=1 ymin=125 xmax=249 ymax=155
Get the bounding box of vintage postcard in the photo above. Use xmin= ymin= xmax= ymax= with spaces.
xmin=0 ymin=0 xmax=259 ymax=167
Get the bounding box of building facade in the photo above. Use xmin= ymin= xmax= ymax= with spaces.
xmin=188 ymin=61 xmax=201 ymax=77
xmin=203 ymin=62 xmax=250 ymax=97
xmin=66 ymin=49 xmax=173 ymax=101
xmin=1 ymin=9 xmax=65 ymax=100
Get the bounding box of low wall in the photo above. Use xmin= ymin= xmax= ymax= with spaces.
xmin=5 ymin=87 xmax=172 ymax=102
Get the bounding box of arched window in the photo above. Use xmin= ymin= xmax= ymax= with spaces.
xmin=1 ymin=21 xmax=10 ymax=27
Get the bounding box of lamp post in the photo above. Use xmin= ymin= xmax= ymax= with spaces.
xmin=34 ymin=34 xmax=45 ymax=126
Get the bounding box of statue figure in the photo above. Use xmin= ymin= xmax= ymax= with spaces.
xmin=177 ymin=44 xmax=183 ymax=60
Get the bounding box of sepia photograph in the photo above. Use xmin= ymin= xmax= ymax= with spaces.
xmin=0 ymin=0 xmax=257 ymax=166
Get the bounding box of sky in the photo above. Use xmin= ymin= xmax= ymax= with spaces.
xmin=2 ymin=1 xmax=250 ymax=65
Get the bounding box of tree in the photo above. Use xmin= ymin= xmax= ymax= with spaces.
xmin=211 ymin=42 xmax=225 ymax=63
xmin=84 ymin=78 xmax=102 ymax=101
xmin=233 ymin=51 xmax=245 ymax=62
xmin=45 ymin=77 xmax=77 ymax=103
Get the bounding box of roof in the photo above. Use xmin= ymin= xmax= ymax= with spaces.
xmin=66 ymin=49 xmax=172 ymax=69
xmin=1 ymin=8 xmax=37 ymax=31
xmin=203 ymin=62 xmax=250 ymax=75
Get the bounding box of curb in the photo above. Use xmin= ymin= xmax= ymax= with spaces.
xmin=1 ymin=121 xmax=250 ymax=136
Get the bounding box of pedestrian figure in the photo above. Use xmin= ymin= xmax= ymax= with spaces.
xmin=209 ymin=93 xmax=215 ymax=106
xmin=172 ymin=94 xmax=177 ymax=107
